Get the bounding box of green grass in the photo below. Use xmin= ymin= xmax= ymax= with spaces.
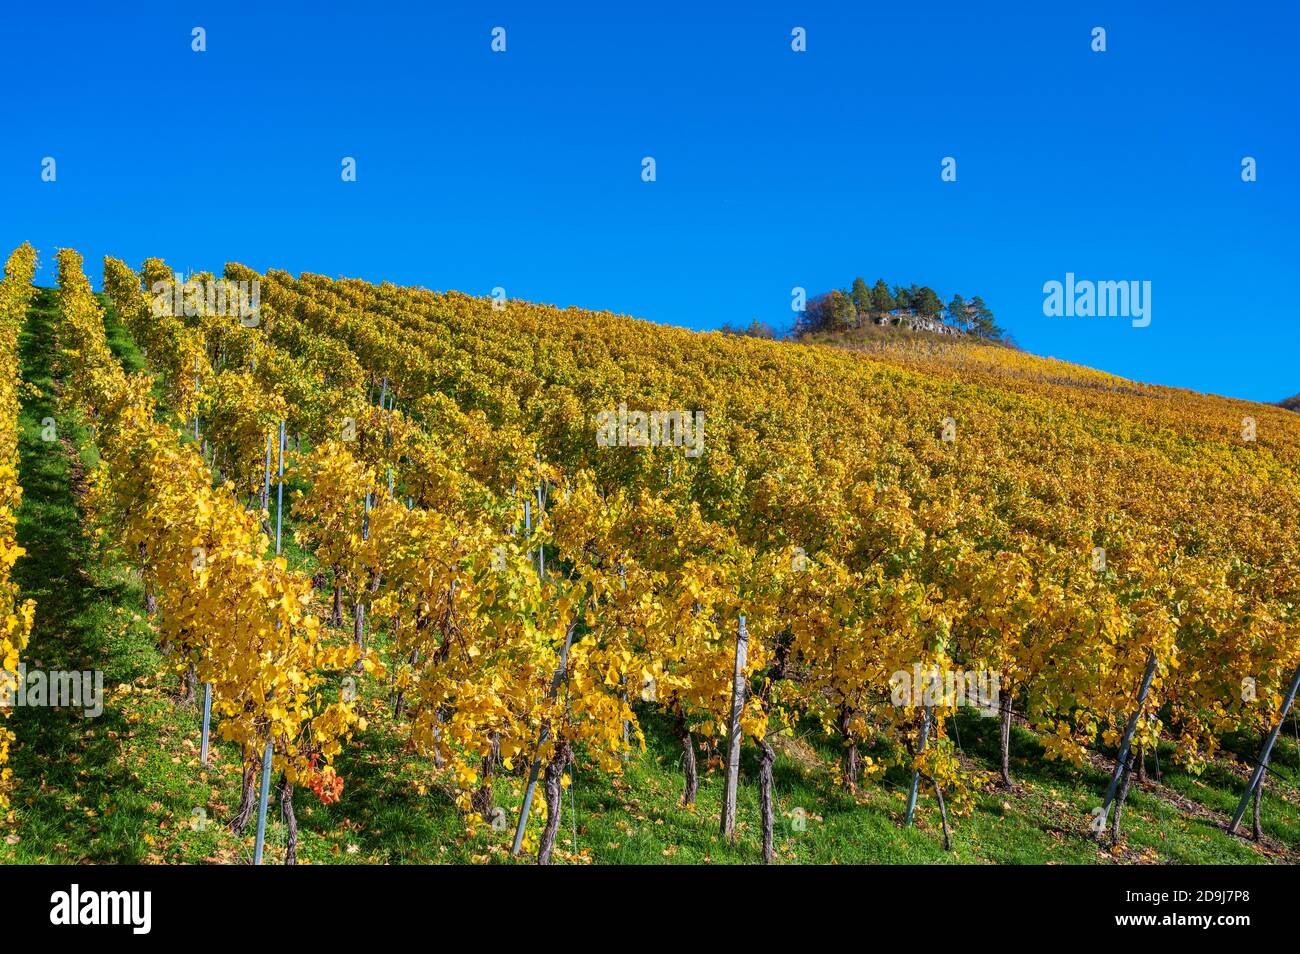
xmin=2 ymin=288 xmax=226 ymax=862
xmin=1 ymin=287 xmax=1296 ymax=865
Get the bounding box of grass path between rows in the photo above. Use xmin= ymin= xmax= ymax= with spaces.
xmin=1 ymin=289 xmax=243 ymax=863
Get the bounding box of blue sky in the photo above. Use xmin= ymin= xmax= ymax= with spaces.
xmin=2 ymin=1 xmax=1295 ymax=403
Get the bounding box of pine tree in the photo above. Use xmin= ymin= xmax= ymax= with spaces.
xmin=871 ymin=279 xmax=895 ymax=320
xmin=913 ymin=286 xmax=942 ymax=319
xmin=850 ymin=277 xmax=871 ymax=323
xmin=947 ymin=293 xmax=968 ymax=330
xmin=968 ymin=296 xmax=1004 ymax=339
xmin=893 ymin=285 xmax=913 ymax=315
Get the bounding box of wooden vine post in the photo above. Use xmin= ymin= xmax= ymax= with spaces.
xmin=1229 ymin=662 xmax=1300 ymax=836
xmin=720 ymin=614 xmax=748 ymax=841
xmin=1098 ymin=651 xmax=1157 ymax=841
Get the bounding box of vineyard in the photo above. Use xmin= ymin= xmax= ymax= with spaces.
xmin=1 ymin=242 xmax=1299 ymax=865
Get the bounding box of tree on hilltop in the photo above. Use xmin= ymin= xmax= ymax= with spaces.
xmin=870 ymin=279 xmax=895 ymax=319
xmin=912 ymin=286 xmax=943 ymax=319
xmin=947 ymin=293 xmax=969 ymax=331
xmin=850 ymin=277 xmax=871 ymax=321
xmin=967 ymin=296 xmax=1004 ymax=340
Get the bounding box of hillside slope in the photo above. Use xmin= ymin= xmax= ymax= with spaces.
xmin=7 ymin=253 xmax=1300 ymax=866
xmin=232 ymin=267 xmax=1300 ymax=800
